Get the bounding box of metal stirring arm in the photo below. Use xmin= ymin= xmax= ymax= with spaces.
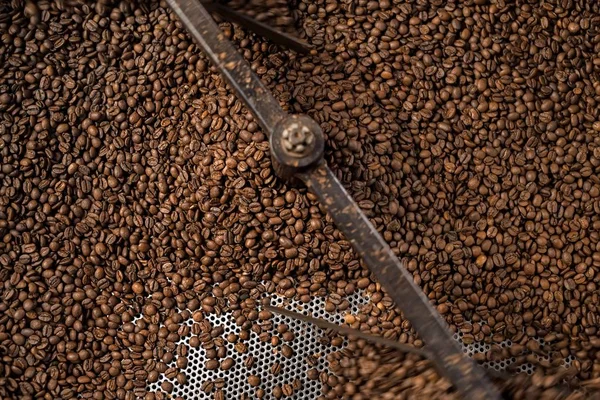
xmin=165 ymin=0 xmax=502 ymax=398
xmin=203 ymin=1 xmax=313 ymax=53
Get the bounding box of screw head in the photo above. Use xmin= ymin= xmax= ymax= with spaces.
xmin=281 ymin=123 xmax=315 ymax=156
xmin=269 ymin=115 xmax=324 ymax=180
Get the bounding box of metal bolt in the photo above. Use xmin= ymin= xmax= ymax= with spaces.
xmin=281 ymin=122 xmax=315 ymax=157
xmin=270 ymin=114 xmax=324 ymax=180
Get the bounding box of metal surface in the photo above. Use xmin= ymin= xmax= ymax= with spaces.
xmin=144 ymin=289 xmax=570 ymax=398
xmin=165 ymin=0 xmax=503 ymax=398
xmin=280 ymin=121 xmax=315 ymax=156
xmin=146 ymin=291 xmax=370 ymax=399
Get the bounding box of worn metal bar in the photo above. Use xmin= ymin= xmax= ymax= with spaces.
xmin=166 ymin=0 xmax=287 ymax=135
xmin=265 ymin=305 xmax=430 ymax=358
xmin=296 ymin=162 xmax=501 ymax=400
xmin=205 ymin=2 xmax=313 ymax=54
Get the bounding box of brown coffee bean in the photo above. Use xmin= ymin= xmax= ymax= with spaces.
xmin=270 ymin=362 xmax=282 ymax=376
xmin=160 ymin=381 xmax=173 ymax=394
xmin=248 ymin=375 xmax=261 ymax=387
xmin=206 ymin=360 xmax=219 ymax=370
xmin=221 ymin=358 xmax=234 ymax=371
xmin=258 ymin=309 xmax=273 ymax=320
xmin=281 ymin=345 xmax=294 ymax=358
xmin=189 ymin=336 xmax=200 ymax=348
xmin=176 ymin=356 xmax=188 ymax=369
xmin=282 ymin=384 xmax=294 ymax=396
xmin=132 ymin=282 xmax=144 ymax=294
xmin=273 ymin=385 xmax=283 ymax=399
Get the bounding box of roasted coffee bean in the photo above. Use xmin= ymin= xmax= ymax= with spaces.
xmin=205 ymin=360 xmax=220 ymax=371
xmin=202 ymin=380 xmax=214 ymax=394
xmin=281 ymin=345 xmax=294 ymax=359
xmin=307 ymin=368 xmax=319 ymax=381
xmin=248 ymin=375 xmax=261 ymax=387
xmin=160 ymin=382 xmax=173 ymax=394
xmin=272 ymin=385 xmax=283 ymax=399
xmin=282 ymin=384 xmax=294 ymax=396
xmin=258 ymin=310 xmax=273 ymax=320
xmin=189 ymin=336 xmax=201 ymax=348
xmin=270 ymin=362 xmax=282 ymax=376
xmin=176 ymin=356 xmax=188 ymax=369
xmin=221 ymin=358 xmax=235 ymax=371
xmin=244 ymin=355 xmax=255 ymax=369
xmin=281 ymin=331 xmax=295 ymax=342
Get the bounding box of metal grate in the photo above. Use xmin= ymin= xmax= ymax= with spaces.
xmin=453 ymin=329 xmax=574 ymax=375
xmin=138 ymin=290 xmax=575 ymax=398
xmin=146 ymin=292 xmax=368 ymax=399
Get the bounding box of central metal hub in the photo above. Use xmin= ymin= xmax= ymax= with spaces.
xmin=269 ymin=115 xmax=324 ymax=180
xmin=281 ymin=122 xmax=315 ymax=157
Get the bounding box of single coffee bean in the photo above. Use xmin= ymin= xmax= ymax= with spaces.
xmin=206 ymin=360 xmax=219 ymax=370
xmin=221 ymin=358 xmax=235 ymax=371
xmin=248 ymin=375 xmax=261 ymax=387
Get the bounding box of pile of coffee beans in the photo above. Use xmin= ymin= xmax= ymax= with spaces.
xmin=2 ymin=0 xmax=600 ymax=398
xmin=323 ymin=341 xmax=458 ymax=400
xmin=323 ymin=340 xmax=589 ymax=400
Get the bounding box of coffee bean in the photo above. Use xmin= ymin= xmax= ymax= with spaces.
xmin=282 ymin=384 xmax=294 ymax=396
xmin=258 ymin=310 xmax=273 ymax=320
xmin=160 ymin=382 xmax=173 ymax=394
xmin=206 ymin=360 xmax=220 ymax=371
xmin=281 ymin=345 xmax=294 ymax=358
xmin=273 ymin=385 xmax=283 ymax=399
xmin=189 ymin=337 xmax=200 ymax=348
xmin=176 ymin=356 xmax=188 ymax=369
xmin=132 ymin=282 xmax=144 ymax=294
xmin=244 ymin=355 xmax=255 ymax=369
xmin=221 ymin=358 xmax=235 ymax=371
xmin=270 ymin=362 xmax=282 ymax=376
xmin=248 ymin=375 xmax=261 ymax=387
xmin=202 ymin=380 xmax=214 ymax=394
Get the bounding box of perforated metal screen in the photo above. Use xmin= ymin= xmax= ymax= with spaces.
xmin=138 ymin=290 xmax=573 ymax=399
xmin=452 ymin=330 xmax=574 ymax=375
xmin=146 ymin=292 xmax=368 ymax=399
